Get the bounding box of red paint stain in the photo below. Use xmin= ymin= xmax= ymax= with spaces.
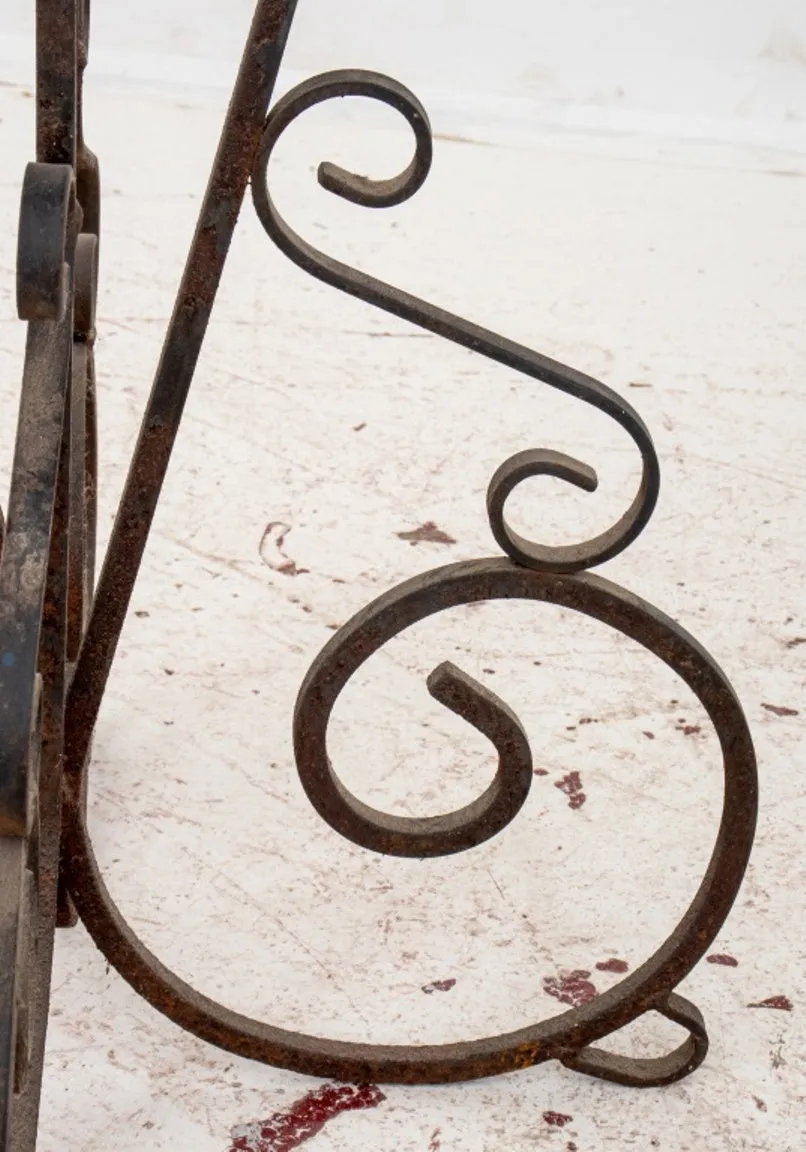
xmin=596 ymin=958 xmax=629 ymax=974
xmin=567 ymin=1144 xmax=578 ymax=1152
xmin=643 ymin=730 xmax=655 ymax=739
xmin=396 ymin=522 xmax=457 ymax=546
xmin=555 ymin=771 xmax=586 ymax=809
xmin=533 ymin=767 xmax=550 ymax=776
xmin=748 ymin=995 xmax=793 ymax=1011
xmin=680 ymin=724 xmax=701 ymax=736
xmin=753 ymin=1096 xmax=767 ymax=1112
xmin=707 ymin=953 xmax=738 ymax=967
xmin=228 ymin=1083 xmax=385 ymax=1152
xmin=428 ymin=1127 xmax=442 ymax=1151
xmin=543 ymin=1111 xmax=573 ymax=1128
xmin=544 ymin=970 xmax=597 ymax=1008
xmin=762 ymin=703 xmax=799 ymax=717
xmin=422 ymin=979 xmax=456 ymax=994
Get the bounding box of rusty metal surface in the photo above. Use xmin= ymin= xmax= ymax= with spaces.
xmin=0 ymin=0 xmax=99 ymax=1144
xmin=251 ymin=70 xmax=660 ymax=575
xmin=63 ymin=0 xmax=300 ymax=783
xmin=0 ymin=0 xmax=760 ymax=1145
xmin=62 ymin=556 xmax=756 ymax=1087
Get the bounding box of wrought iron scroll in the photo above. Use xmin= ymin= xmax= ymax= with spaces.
xmin=1 ymin=0 xmax=758 ymax=1146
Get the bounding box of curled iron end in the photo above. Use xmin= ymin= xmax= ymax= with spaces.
xmin=251 ymin=71 xmax=661 ymax=573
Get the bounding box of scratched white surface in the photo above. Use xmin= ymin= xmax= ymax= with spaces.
xmin=1 ymin=8 xmax=805 ymax=1152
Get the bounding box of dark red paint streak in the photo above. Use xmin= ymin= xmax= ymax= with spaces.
xmin=396 ymin=522 xmax=456 ymax=546
xmin=555 ymin=771 xmax=586 ymax=810
xmin=544 ymin=970 xmax=597 ymax=1008
xmin=228 ymin=1084 xmax=386 ymax=1152
xmin=761 ymin=702 xmax=799 ymax=717
xmin=748 ymin=995 xmax=793 ymax=1011
xmin=543 ymin=1111 xmax=573 ymax=1128
xmin=422 ymin=978 xmax=456 ymax=994
xmin=596 ymin=957 xmax=629 ymax=973
xmin=428 ymin=1127 xmax=442 ymax=1151
xmin=707 ymin=953 xmax=738 ymax=967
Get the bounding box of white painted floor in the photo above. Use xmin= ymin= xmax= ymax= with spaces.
xmin=1 ymin=23 xmax=805 ymax=1152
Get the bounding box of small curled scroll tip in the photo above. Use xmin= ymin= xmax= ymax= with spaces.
xmin=426 ymin=659 xmax=533 ymax=774
xmin=252 ymin=68 xmax=660 ymax=572
xmin=294 ymin=648 xmax=533 ymax=858
xmin=488 ymin=448 xmax=607 ymax=573
xmin=315 ymin=74 xmax=431 ymax=209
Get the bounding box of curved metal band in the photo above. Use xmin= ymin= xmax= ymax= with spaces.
xmin=561 ymin=991 xmax=709 ymax=1087
xmin=295 ymin=657 xmax=534 ymax=857
xmin=62 ymin=559 xmax=756 ymax=1085
xmin=251 ymin=71 xmax=661 ymax=574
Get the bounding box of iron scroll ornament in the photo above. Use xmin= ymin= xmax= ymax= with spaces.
xmin=64 ymin=63 xmax=757 ymax=1088
xmin=2 ymin=0 xmax=758 ymax=1139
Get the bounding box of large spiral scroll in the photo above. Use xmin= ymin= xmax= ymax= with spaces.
xmin=54 ymin=28 xmax=757 ymax=1091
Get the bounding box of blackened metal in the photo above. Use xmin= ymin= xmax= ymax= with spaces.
xmin=0 ymin=2 xmax=95 ymax=1143
xmin=36 ymin=0 xmax=78 ymax=166
xmin=63 ymin=559 xmax=757 ymax=1085
xmin=250 ymin=71 xmax=660 ymax=574
xmin=296 ymin=656 xmax=534 ymax=857
xmin=10 ymin=376 xmax=73 ymax=1151
xmin=75 ymin=0 xmax=100 ymax=242
xmin=0 ymin=228 xmax=77 ymax=1144
xmin=16 ymin=164 xmax=73 ymax=322
xmin=2 ymin=0 xmax=759 ymax=1142
xmin=64 ymin=0 xmax=300 ymax=786
xmin=56 ymin=1 xmax=99 ymax=934
xmin=0 ymin=302 xmax=74 ymax=837
xmin=561 ymin=990 xmax=709 ymax=1087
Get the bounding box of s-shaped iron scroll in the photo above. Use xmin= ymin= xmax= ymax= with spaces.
xmin=251 ymin=70 xmax=661 ymax=575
